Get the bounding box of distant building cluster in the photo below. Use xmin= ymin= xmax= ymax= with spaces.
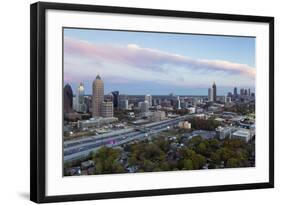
xmin=64 ymin=79 xmax=255 ymax=121
xmin=206 ymin=82 xmax=254 ymax=104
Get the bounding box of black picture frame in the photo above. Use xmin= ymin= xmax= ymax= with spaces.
xmin=30 ymin=2 xmax=274 ymax=203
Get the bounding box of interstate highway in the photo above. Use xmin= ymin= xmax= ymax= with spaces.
xmin=64 ymin=115 xmax=193 ymax=162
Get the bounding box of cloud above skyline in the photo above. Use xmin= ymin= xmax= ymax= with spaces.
xmin=64 ymin=36 xmax=255 ymax=95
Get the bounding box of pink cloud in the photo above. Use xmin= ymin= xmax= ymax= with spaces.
xmin=64 ymin=37 xmax=255 ymax=78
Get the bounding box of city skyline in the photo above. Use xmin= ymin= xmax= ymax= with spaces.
xmin=64 ymin=28 xmax=255 ymax=95
xmin=65 ymin=80 xmax=255 ymax=96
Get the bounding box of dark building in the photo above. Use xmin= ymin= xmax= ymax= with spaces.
xmin=111 ymin=91 xmax=119 ymax=108
xmin=227 ymin=92 xmax=232 ymax=97
xmin=234 ymin=87 xmax=238 ymax=97
xmin=64 ymin=84 xmax=73 ymax=113
xmin=240 ymin=88 xmax=245 ymax=96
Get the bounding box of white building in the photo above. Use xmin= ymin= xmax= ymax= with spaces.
xmin=140 ymin=101 xmax=149 ymax=113
xmin=216 ymin=126 xmax=235 ymax=139
xmin=151 ymin=111 xmax=166 ymax=122
xmin=188 ymin=107 xmax=196 ymax=114
xmin=196 ymin=107 xmax=204 ymax=113
xmin=232 ymin=128 xmax=253 ymax=142
xmin=78 ymin=117 xmax=118 ymax=129
xmin=145 ymin=94 xmax=152 ymax=107
xmin=225 ymin=95 xmax=232 ymax=103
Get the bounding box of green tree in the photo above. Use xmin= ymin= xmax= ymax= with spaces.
xmin=188 ymin=136 xmax=203 ymax=148
xmin=210 ymin=151 xmax=221 ymax=165
xmin=191 ymin=154 xmax=206 ymax=169
xmin=183 ymin=159 xmax=193 ymax=170
xmin=92 ymin=147 xmax=125 ymax=174
xmin=226 ymin=158 xmax=240 ymax=168
xmin=197 ymin=142 xmax=207 ymax=155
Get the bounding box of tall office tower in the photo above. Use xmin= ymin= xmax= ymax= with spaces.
xmin=210 ymin=82 xmax=217 ymax=102
xmin=76 ymin=82 xmax=87 ymax=113
xmin=140 ymin=101 xmax=149 ymax=113
xmin=208 ymin=88 xmax=212 ymax=101
xmin=145 ymin=94 xmax=152 ymax=107
xmin=234 ymin=87 xmax=238 ymax=97
xmin=111 ymin=91 xmax=119 ymax=108
xmin=177 ymin=96 xmax=181 ymax=109
xmin=64 ymin=84 xmax=74 ymax=113
xmin=248 ymin=88 xmax=251 ymax=96
xmin=244 ymin=88 xmax=248 ymax=96
xmin=92 ymin=75 xmax=104 ymax=117
xmin=101 ymin=101 xmax=114 ymax=118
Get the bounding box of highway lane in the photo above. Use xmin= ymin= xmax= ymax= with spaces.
xmin=64 ymin=128 xmax=134 ymax=148
xmin=63 ymin=119 xmax=176 ymax=148
xmin=64 ymin=115 xmax=191 ymax=149
xmin=64 ymin=130 xmax=141 ymax=155
xmin=64 ymin=124 xmax=172 ymax=162
xmin=64 ymin=117 xmax=186 ymax=154
xmin=64 ymin=119 xmax=180 ymax=153
xmin=63 ymin=115 xmax=194 ymax=162
xmin=64 ymin=121 xmax=175 ymax=156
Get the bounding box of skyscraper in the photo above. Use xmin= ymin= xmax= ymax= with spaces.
xmin=209 ymin=82 xmax=217 ymax=102
xmin=208 ymin=88 xmax=211 ymax=101
xmin=92 ymin=75 xmax=104 ymax=117
xmin=111 ymin=91 xmax=119 ymax=108
xmin=234 ymin=87 xmax=238 ymax=97
xmin=177 ymin=96 xmax=181 ymax=109
xmin=145 ymin=94 xmax=152 ymax=107
xmin=75 ymin=82 xmax=86 ymax=113
xmin=212 ymin=82 xmax=217 ymax=102
xmin=64 ymin=84 xmax=74 ymax=113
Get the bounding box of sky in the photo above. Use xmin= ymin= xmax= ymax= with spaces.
xmin=64 ymin=28 xmax=256 ymax=96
